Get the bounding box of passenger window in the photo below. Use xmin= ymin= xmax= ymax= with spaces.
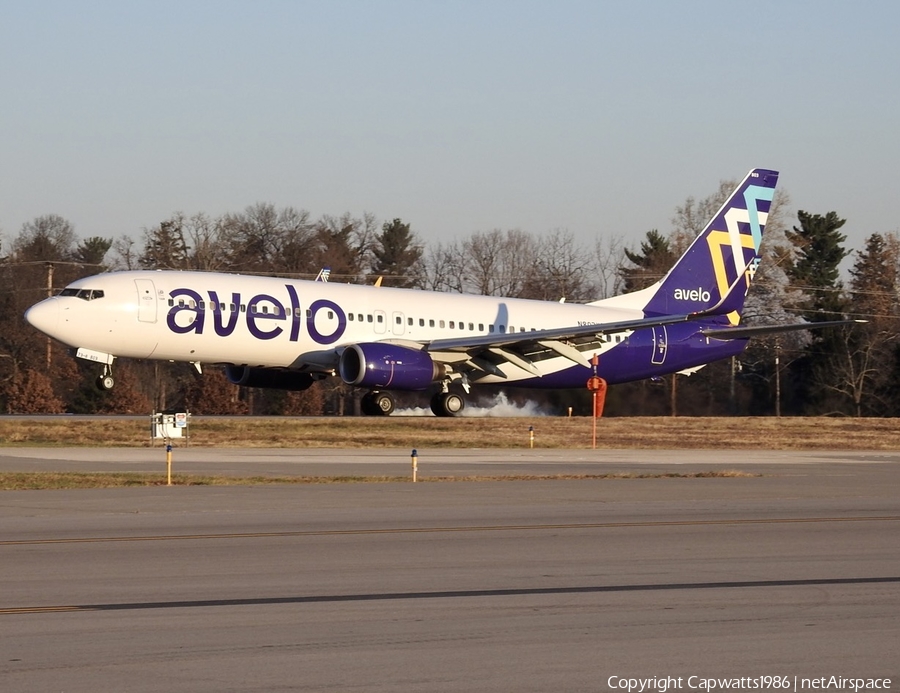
xmin=449 ymin=321 xmax=455 ymax=329
xmin=377 ymin=315 xmax=383 ymax=323
xmin=328 ymin=311 xmax=334 ymax=319
xmin=409 ymin=318 xmax=414 ymax=326
xmin=367 ymin=315 xmax=373 ymax=323
xmin=348 ymin=313 xmax=354 ymax=321
xmin=478 ymin=324 xmax=484 ymax=331
xmin=468 ymin=323 xmax=474 ymax=330
xmin=396 ymin=316 xmax=402 ymax=325
xmin=439 ymin=320 xmax=445 ymax=328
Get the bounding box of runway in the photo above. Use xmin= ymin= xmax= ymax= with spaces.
xmin=1 ymin=448 xmax=898 ymax=691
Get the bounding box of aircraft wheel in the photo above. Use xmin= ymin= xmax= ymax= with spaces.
xmin=361 ymin=391 xmax=394 ymax=416
xmin=96 ymin=375 xmax=115 ymax=391
xmin=373 ymin=392 xmax=395 ymax=416
xmin=430 ymin=392 xmax=465 ymax=417
xmin=361 ymin=392 xmax=379 ymax=415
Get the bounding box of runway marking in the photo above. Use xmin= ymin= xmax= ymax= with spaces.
xmin=1 ymin=515 xmax=899 ymax=546
xmin=1 ymin=576 xmax=898 ymax=616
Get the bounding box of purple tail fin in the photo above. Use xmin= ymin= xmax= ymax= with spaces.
xmin=641 ymin=168 xmax=778 ymax=319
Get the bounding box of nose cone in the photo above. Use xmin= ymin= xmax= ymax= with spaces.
xmin=25 ymin=299 xmax=60 ymax=336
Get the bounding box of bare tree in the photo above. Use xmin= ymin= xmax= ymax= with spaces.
xmin=182 ymin=212 xmax=230 ymax=271
xmin=422 ymin=240 xmax=466 ymax=293
xmin=592 ymin=233 xmax=625 ymax=300
xmin=523 ymin=229 xmax=593 ymax=302
xmin=110 ymin=234 xmax=139 ymax=270
xmin=12 ymin=214 xmax=77 ymax=262
xmin=309 ymin=213 xmax=374 ymax=282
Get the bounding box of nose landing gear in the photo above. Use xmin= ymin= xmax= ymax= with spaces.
xmin=95 ymin=364 xmax=115 ymax=391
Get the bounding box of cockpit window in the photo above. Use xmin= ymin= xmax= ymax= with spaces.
xmin=58 ymin=287 xmax=104 ymax=301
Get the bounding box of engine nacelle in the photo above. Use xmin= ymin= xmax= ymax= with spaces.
xmin=224 ymin=365 xmax=315 ymax=391
xmin=339 ymin=343 xmax=443 ymax=391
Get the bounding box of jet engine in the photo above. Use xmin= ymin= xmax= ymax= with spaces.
xmin=339 ymin=343 xmax=443 ymax=391
xmin=224 ymin=366 xmax=315 ymax=391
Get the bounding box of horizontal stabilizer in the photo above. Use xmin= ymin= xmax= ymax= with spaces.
xmin=701 ymin=319 xmax=866 ymax=341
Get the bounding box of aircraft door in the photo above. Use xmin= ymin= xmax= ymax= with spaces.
xmin=135 ymin=279 xmax=158 ymax=323
xmin=392 ymin=311 xmax=405 ymax=336
xmin=651 ymin=326 xmax=667 ymax=365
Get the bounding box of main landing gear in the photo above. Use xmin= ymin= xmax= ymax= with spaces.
xmin=361 ymin=391 xmax=395 ymax=416
xmin=359 ymin=389 xmax=466 ymax=417
xmin=430 ymin=391 xmax=464 ymax=417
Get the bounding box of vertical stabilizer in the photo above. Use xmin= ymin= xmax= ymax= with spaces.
xmin=638 ymin=168 xmax=778 ymax=321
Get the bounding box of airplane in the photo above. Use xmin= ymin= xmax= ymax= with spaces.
xmin=23 ymin=168 xmax=855 ymax=416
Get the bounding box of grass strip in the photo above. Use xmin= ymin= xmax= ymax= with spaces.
xmin=0 ymin=470 xmax=758 ymax=490
xmin=3 ymin=416 xmax=900 ymax=450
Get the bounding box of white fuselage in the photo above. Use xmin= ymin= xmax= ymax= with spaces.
xmin=27 ymin=270 xmax=641 ymax=382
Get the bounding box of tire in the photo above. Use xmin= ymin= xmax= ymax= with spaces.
xmin=361 ymin=391 xmax=394 ymax=416
xmin=430 ymin=392 xmax=465 ymax=417
xmin=96 ymin=375 xmax=115 ymax=391
xmin=374 ymin=392 xmax=395 ymax=416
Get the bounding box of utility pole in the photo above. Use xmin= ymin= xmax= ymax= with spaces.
xmin=45 ymin=262 xmax=54 ymax=369
xmin=774 ymin=342 xmax=782 ymax=418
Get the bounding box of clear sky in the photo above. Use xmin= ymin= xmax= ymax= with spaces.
xmin=1 ymin=0 xmax=898 ymax=258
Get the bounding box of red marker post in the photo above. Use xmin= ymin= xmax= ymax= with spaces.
xmin=586 ymin=354 xmax=608 ymax=449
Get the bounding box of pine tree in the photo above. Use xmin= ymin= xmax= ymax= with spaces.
xmin=370 ymin=218 xmax=423 ymax=288
xmin=785 ymin=211 xmax=849 ymax=321
xmin=619 ymin=229 xmax=675 ymax=292
xmin=836 ymin=232 xmax=900 ymax=415
xmin=73 ymin=236 xmax=113 ymax=268
xmin=784 ymin=211 xmax=851 ymax=414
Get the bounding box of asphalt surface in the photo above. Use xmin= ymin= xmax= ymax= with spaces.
xmin=1 ymin=448 xmax=898 ymax=692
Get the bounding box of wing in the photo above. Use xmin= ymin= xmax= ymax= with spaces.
xmin=424 ymin=311 xmax=705 ymax=378
xmin=421 ymin=271 xmax=752 ymax=378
